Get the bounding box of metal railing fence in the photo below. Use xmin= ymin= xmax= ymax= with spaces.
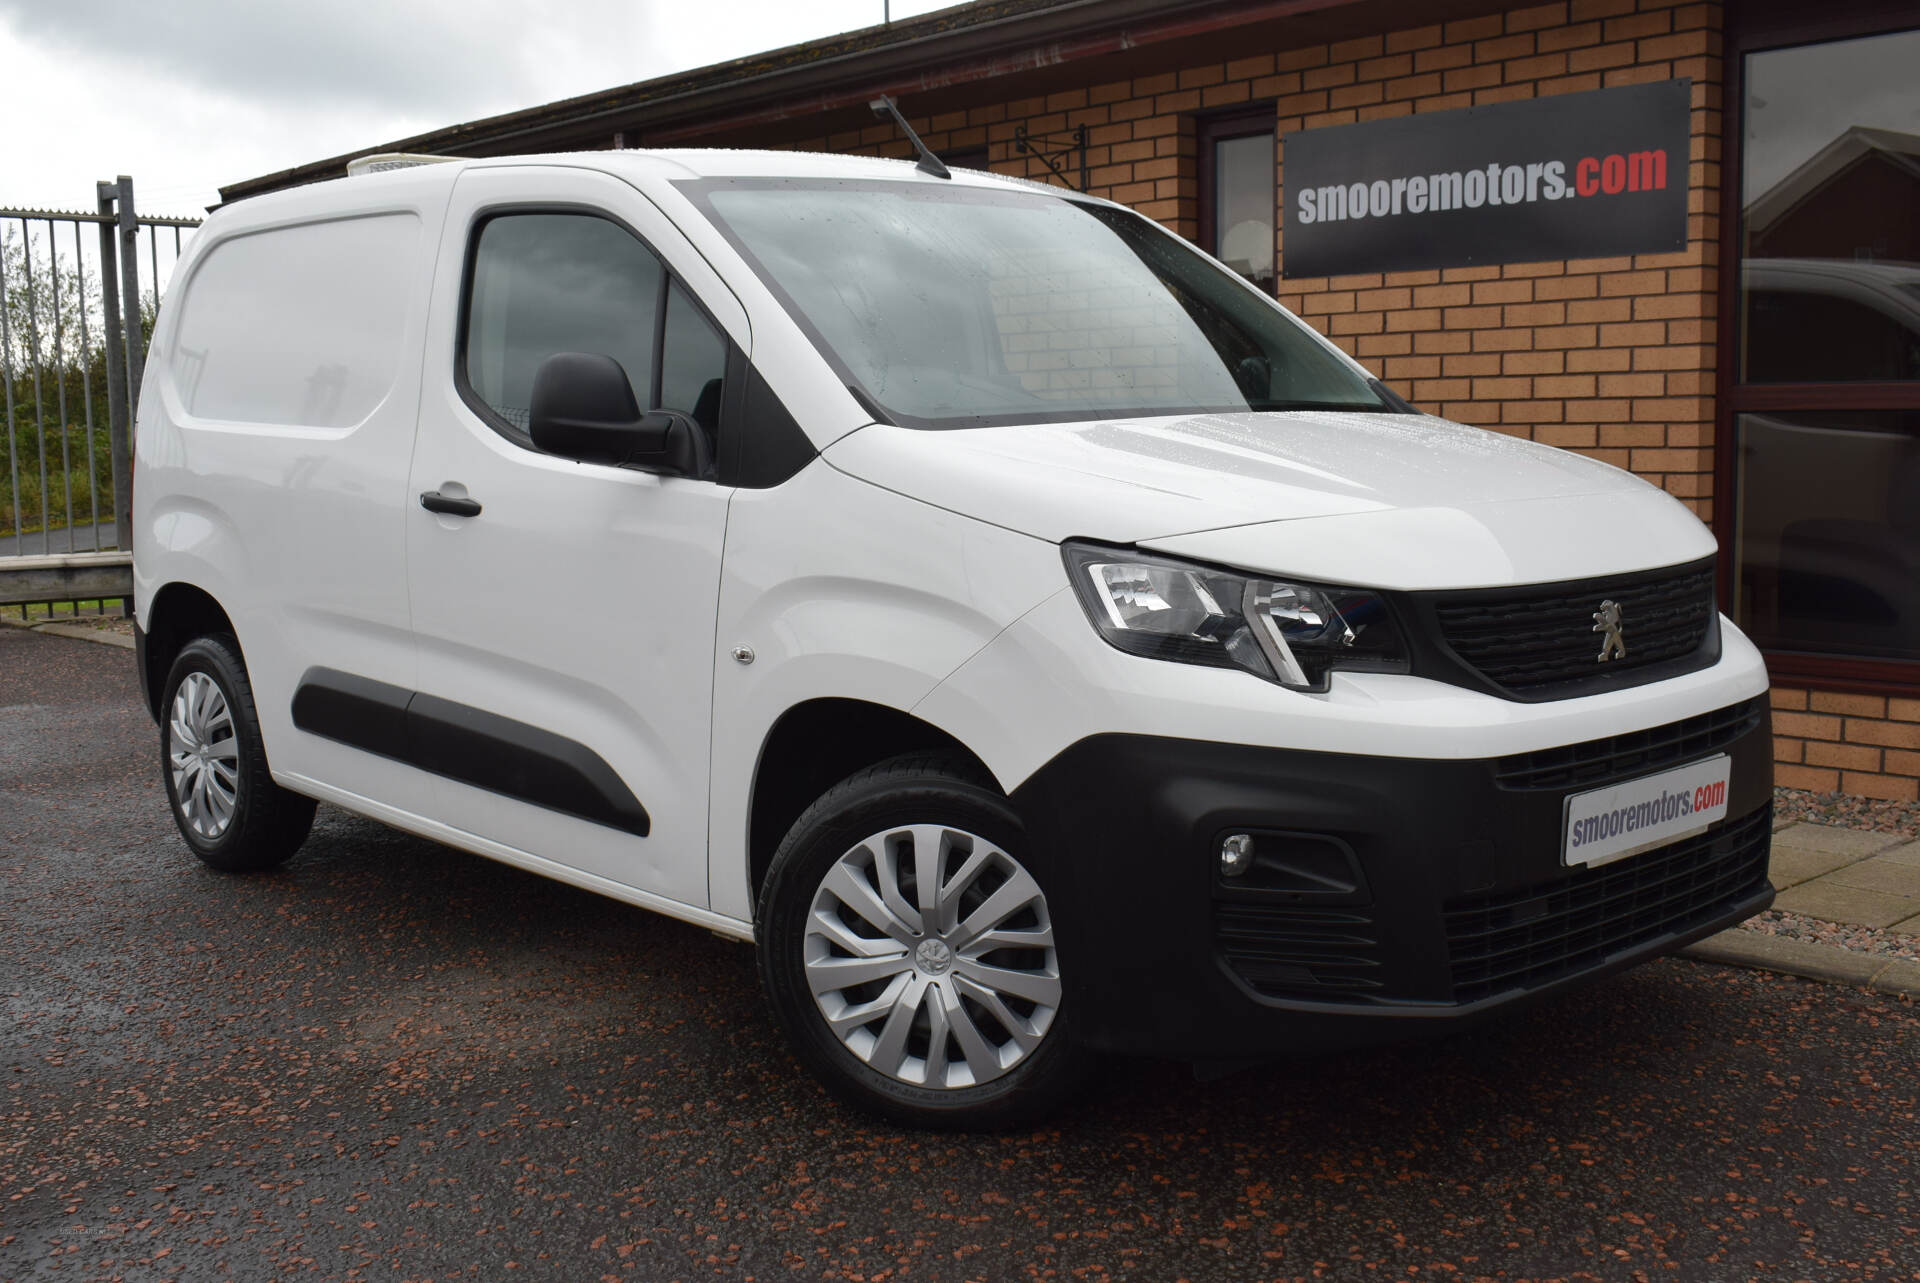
xmin=0 ymin=177 xmax=199 ymax=615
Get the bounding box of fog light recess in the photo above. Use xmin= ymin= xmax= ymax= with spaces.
xmin=1219 ymin=833 xmax=1255 ymax=878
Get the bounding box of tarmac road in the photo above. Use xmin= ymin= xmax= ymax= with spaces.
xmin=3 ymin=624 xmax=1917 ymax=1281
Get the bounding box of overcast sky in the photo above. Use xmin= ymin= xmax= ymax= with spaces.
xmin=0 ymin=0 xmax=954 ymax=216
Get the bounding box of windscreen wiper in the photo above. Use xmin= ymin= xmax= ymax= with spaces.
xmin=1249 ymin=396 xmax=1415 ymax=413
xmin=1366 ymin=379 xmax=1421 ymax=414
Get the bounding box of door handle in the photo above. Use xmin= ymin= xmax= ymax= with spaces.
xmin=419 ymin=490 xmax=481 ymax=518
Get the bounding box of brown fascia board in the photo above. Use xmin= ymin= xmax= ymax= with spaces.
xmin=657 ymin=0 xmax=1510 ymax=152
xmin=220 ymin=0 xmax=1511 ymax=204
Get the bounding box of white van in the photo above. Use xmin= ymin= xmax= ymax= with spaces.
xmin=133 ymin=149 xmax=1773 ymax=1128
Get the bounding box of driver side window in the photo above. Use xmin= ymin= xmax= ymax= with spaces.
xmin=464 ymin=214 xmax=662 ymax=440
xmin=462 ymin=212 xmax=728 ymax=448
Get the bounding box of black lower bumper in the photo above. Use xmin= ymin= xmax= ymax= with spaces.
xmin=1008 ymin=697 xmax=1774 ymax=1060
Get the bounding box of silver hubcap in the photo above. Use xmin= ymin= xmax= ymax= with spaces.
xmin=168 ymin=671 xmax=239 ymax=840
xmin=804 ymin=824 xmax=1060 ymax=1090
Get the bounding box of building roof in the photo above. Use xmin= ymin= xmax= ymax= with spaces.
xmin=220 ymin=0 xmax=1514 ymax=205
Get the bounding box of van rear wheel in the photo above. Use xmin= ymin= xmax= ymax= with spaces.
xmin=160 ymin=635 xmax=316 ymax=872
xmin=757 ymin=753 xmax=1088 ymax=1129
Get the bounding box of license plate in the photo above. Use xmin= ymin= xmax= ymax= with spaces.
xmin=1562 ymin=754 xmax=1731 ymax=868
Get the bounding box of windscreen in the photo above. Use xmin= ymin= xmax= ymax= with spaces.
xmin=690 ymin=179 xmax=1391 ymax=429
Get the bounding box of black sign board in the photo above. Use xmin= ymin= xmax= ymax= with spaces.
xmin=1280 ymin=79 xmax=1690 ymax=278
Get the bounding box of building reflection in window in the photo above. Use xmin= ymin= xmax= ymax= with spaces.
xmin=1733 ymin=27 xmax=1920 ymax=665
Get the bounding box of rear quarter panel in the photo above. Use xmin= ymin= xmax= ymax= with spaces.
xmin=133 ymin=169 xmax=455 ymax=806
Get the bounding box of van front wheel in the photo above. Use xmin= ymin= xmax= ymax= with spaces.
xmin=757 ymin=753 xmax=1088 ymax=1129
xmin=159 ymin=635 xmax=316 ymax=872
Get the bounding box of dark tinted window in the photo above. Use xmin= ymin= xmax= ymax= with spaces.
xmin=660 ymin=281 xmax=728 ymax=436
xmin=1746 ymin=285 xmax=1920 ymax=382
xmin=465 ymin=214 xmax=663 ymax=435
xmin=1730 ymin=26 xmax=1920 ymax=676
xmin=1738 ymin=27 xmax=1920 ymax=384
xmin=1734 ymin=409 xmax=1920 ymax=661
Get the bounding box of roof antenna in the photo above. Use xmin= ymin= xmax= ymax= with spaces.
xmin=869 ymin=94 xmax=950 ymax=179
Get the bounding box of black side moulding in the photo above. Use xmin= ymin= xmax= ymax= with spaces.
xmin=290 ymin=667 xmax=650 ymax=836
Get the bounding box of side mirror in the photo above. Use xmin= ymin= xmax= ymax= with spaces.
xmin=528 ymin=352 xmax=711 ymax=477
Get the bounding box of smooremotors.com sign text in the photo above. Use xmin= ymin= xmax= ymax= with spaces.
xmin=1281 ymin=79 xmax=1691 ymax=278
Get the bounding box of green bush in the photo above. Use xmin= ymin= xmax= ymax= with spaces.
xmin=1 ymin=370 xmax=117 ymax=540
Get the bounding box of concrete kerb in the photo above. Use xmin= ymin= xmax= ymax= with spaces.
xmin=1682 ymin=929 xmax=1920 ymax=999
xmin=0 ymin=615 xmax=135 ymax=649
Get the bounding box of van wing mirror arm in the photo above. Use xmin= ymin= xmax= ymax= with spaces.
xmin=625 ymin=410 xmax=710 ymax=476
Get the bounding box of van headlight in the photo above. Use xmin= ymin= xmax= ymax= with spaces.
xmin=1062 ymin=542 xmax=1408 ymax=691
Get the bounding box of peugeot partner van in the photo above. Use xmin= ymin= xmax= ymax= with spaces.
xmin=132 ymin=149 xmax=1773 ymax=1128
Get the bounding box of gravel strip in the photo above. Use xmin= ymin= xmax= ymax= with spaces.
xmin=1773 ymin=785 xmax=1920 ymax=837
xmin=40 ymin=612 xmax=134 ymax=635
xmin=1758 ymin=787 xmax=1920 ymax=965
xmin=1737 ymin=907 xmax=1920 ymax=964
xmin=1 ymin=612 xmax=132 ymax=635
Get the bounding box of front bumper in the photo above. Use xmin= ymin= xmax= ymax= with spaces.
xmin=1009 ymin=697 xmax=1773 ymax=1060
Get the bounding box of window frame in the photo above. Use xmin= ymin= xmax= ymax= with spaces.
xmin=454 ymin=203 xmax=731 ymax=455
xmin=1713 ymin=6 xmax=1920 ymax=695
xmin=1196 ymin=103 xmax=1279 ymax=295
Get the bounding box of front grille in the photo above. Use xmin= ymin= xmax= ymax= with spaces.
xmin=1431 ymin=560 xmax=1716 ymax=694
xmin=1443 ymin=805 xmax=1771 ymax=1004
xmin=1216 ymin=903 xmax=1385 ymax=1002
xmin=1494 ymin=696 xmax=1766 ymax=792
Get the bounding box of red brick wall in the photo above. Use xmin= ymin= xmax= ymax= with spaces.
xmin=1772 ymin=691 xmax=1920 ymax=802
xmin=1266 ymin=0 xmax=1723 ymax=522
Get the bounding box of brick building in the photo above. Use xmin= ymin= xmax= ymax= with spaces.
xmin=225 ymin=0 xmax=1920 ymax=799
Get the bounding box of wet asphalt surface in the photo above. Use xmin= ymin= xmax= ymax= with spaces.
xmin=2 ymin=625 xmax=1917 ymax=1282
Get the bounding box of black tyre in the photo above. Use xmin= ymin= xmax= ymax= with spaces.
xmin=159 ymin=635 xmax=316 ymax=872
xmin=757 ymin=752 xmax=1090 ymax=1129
